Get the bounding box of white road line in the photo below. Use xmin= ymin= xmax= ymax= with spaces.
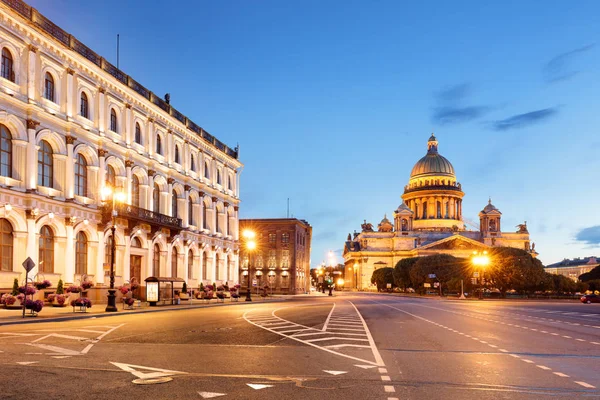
xmin=384 ymin=386 xmax=395 ymax=393
xmin=522 ymin=359 xmax=534 ymax=363
xmin=378 ymin=368 xmax=388 ymax=373
xmin=349 ymin=301 xmax=385 ymax=366
xmin=553 ymin=372 xmax=569 ymax=377
xmin=536 ymin=365 xmax=551 ymax=370
xmin=325 ymin=344 xmax=371 ymax=349
xmin=306 ymin=337 xmax=369 ymax=343
xmin=322 ymin=303 xmax=336 ymax=332
xmin=575 ymin=381 xmax=596 ymax=389
xmin=381 ymin=376 xmax=391 ymax=381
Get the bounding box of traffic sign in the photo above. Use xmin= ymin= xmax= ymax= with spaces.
xmin=22 ymin=257 xmax=35 ymax=273
xmin=252 ymin=279 xmax=257 ymax=287
xmin=473 ymin=272 xmax=479 ymax=278
xmin=424 ymin=283 xmax=431 ymax=288
xmin=428 ymin=274 xmax=437 ymax=279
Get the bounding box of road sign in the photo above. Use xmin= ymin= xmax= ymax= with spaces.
xmin=433 ymin=282 xmax=439 ymax=288
xmin=252 ymin=279 xmax=257 ymax=287
xmin=386 ymin=283 xmax=392 ymax=289
xmin=473 ymin=271 xmax=479 ymax=278
xmin=424 ymin=283 xmax=431 ymax=288
xmin=22 ymin=257 xmax=35 ymax=273
xmin=428 ymin=274 xmax=437 ymax=279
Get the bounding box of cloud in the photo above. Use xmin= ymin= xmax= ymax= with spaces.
xmin=491 ymin=108 xmax=558 ymax=131
xmin=575 ymin=226 xmax=600 ymax=246
xmin=431 ymin=83 xmax=491 ymax=125
xmin=544 ymin=44 xmax=595 ymax=83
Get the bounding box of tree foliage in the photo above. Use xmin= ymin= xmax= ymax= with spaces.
xmin=579 ymin=265 xmax=600 ymax=282
xmin=486 ymin=247 xmax=546 ymax=296
xmin=393 ymin=257 xmax=419 ymax=289
xmin=370 ymin=267 xmax=394 ymax=291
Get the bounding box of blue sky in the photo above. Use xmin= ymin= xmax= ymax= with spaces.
xmin=29 ymin=0 xmax=600 ymax=265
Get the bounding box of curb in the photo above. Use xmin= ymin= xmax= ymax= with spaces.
xmin=0 ymin=297 xmax=290 ymax=327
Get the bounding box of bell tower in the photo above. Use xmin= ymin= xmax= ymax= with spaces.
xmin=479 ymin=198 xmax=502 ymax=245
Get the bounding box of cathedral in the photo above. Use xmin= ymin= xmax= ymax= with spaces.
xmin=343 ymin=134 xmax=536 ymax=290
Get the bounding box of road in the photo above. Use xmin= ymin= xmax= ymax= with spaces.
xmin=1 ymin=293 xmax=599 ymax=399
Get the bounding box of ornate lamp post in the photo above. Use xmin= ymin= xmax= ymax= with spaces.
xmin=472 ymin=250 xmax=490 ymax=300
xmin=102 ymin=186 xmax=126 ymax=312
xmin=242 ymin=229 xmax=256 ymax=302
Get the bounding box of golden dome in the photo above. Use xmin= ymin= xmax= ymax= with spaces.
xmin=410 ymin=134 xmax=455 ymax=178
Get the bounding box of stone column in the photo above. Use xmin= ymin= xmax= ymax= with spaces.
xmin=224 ymin=202 xmax=230 ymax=237
xmin=212 ymin=196 xmax=218 ymax=234
xmin=98 ymin=149 xmax=107 ymax=194
xmin=183 ymin=185 xmax=191 ymax=228
xmin=199 ymin=192 xmax=205 ymax=231
xmin=26 ymin=119 xmax=39 ymax=191
xmin=66 ymin=68 xmax=75 ymax=118
xmin=25 ymin=211 xmax=38 ymax=277
xmin=96 ymin=231 xmax=105 ymax=284
xmin=65 ymin=135 xmax=76 ymax=199
xmin=212 ymin=158 xmax=217 ymax=186
xmin=123 ymin=236 xmax=131 ymax=282
xmin=167 ymin=177 xmax=175 ymax=216
xmin=64 ymin=217 xmax=75 ymax=283
xmin=27 ymin=45 xmax=37 ymax=101
xmin=183 ymin=244 xmax=189 ymax=281
xmin=458 ymin=200 xmax=462 ymax=220
xmin=148 ymin=169 xmax=155 ymax=211
xmin=98 ymin=87 xmax=106 ymax=134
xmin=147 ymin=117 xmax=154 ymax=156
xmin=124 ymin=104 xmax=132 ymax=145
xmin=167 ymin=130 xmax=173 ymax=165
xmin=125 ymin=160 xmax=134 ymax=204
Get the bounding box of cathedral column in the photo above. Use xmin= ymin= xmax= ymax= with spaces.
xmin=458 ymin=200 xmax=462 ymax=220
xmin=65 ymin=136 xmax=75 ymax=199
xmin=27 ymin=45 xmax=37 ymax=101
xmin=449 ymin=198 xmax=455 ymax=219
xmin=428 ymin=197 xmax=435 ymax=219
xmin=26 ymin=119 xmax=39 ymax=191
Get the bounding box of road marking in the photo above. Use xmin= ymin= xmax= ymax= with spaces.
xmin=323 ymin=370 xmax=347 ymax=375
xmin=355 ymin=364 xmax=377 ymax=369
xmin=111 ymin=362 xmax=188 ymax=380
xmin=575 ymin=381 xmax=596 ymax=389
xmin=51 ymin=356 xmax=71 ymax=359
xmin=499 ymin=349 xmax=508 ymax=353
xmin=575 ymin=338 xmax=586 ymax=342
xmin=25 ymin=343 xmax=82 ymax=356
xmin=16 ymin=361 xmax=38 ymax=365
xmin=198 ymin=392 xmax=226 ymax=398
xmin=384 ymin=386 xmax=395 ymax=392
xmin=381 ymin=376 xmax=391 ymax=381
xmin=378 ymin=368 xmax=388 ymax=373
xmin=306 ymin=337 xmax=368 ymax=343
xmin=536 ymin=365 xmax=551 ymax=370
xmin=553 ymin=372 xmax=569 ymax=377
xmin=247 ymin=384 xmax=273 ymax=390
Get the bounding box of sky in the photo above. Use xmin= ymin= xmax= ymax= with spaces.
xmin=28 ymin=0 xmax=600 ymax=266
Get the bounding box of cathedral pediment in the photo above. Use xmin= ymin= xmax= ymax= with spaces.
xmin=419 ymin=235 xmax=488 ymax=251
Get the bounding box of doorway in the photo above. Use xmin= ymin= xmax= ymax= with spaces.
xmin=130 ymin=255 xmax=142 ymax=298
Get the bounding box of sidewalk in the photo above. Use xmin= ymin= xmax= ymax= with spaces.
xmin=0 ymin=295 xmax=294 ymax=326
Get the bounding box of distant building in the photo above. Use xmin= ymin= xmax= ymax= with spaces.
xmin=239 ymin=219 xmax=312 ymax=294
xmin=545 ymin=257 xmax=599 ymax=281
xmin=343 ymin=134 xmax=536 ymax=290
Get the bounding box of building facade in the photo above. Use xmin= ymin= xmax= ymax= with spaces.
xmin=545 ymin=257 xmax=599 ymax=281
xmin=0 ymin=0 xmax=242 ymax=299
xmin=343 ymin=134 xmax=536 ymax=290
xmin=239 ymin=219 xmax=312 ymax=294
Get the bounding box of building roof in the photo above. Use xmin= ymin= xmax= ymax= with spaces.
xmin=545 ymin=256 xmax=598 ymax=269
xmin=410 ymin=135 xmax=455 ymax=178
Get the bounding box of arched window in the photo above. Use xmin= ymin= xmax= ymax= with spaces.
xmin=156 ymin=135 xmax=162 ymax=155
xmin=74 ymin=153 xmax=88 ymax=197
xmin=202 ymin=252 xmax=208 ymax=280
xmin=80 ymin=92 xmax=89 ymax=119
xmin=188 ymin=249 xmax=193 ymax=280
xmin=39 ymin=225 xmax=54 ymax=273
xmin=131 ymin=237 xmax=142 ymax=248
xmin=401 ymin=219 xmax=408 ymax=231
xmin=190 ymin=154 xmax=195 ymax=172
xmin=171 ymin=247 xmax=178 ymax=277
xmin=202 ymin=201 xmax=208 ymax=230
xmin=106 ymin=165 xmax=116 ymax=188
xmin=153 ymin=183 xmax=161 ymax=213
xmin=172 ymin=189 xmax=178 ymax=218
xmin=37 ymin=140 xmax=53 ymax=187
xmin=104 ymin=234 xmax=113 ymax=268
xmin=110 ymin=109 xmax=118 ymax=132
xmin=228 ymin=176 xmax=232 ymax=190
xmin=44 ymin=72 xmax=55 ymax=102
xmin=0 ymin=218 xmax=13 ymax=271
xmin=1 ymin=48 xmax=14 ymax=82
xmin=216 ymin=209 xmax=220 ymax=234
xmin=174 ymin=145 xmax=180 ymax=164
xmin=135 ymin=123 xmax=142 ymax=145
xmin=188 ymin=197 xmax=193 ymax=225
xmin=75 ymin=231 xmax=87 ymax=275
xmin=422 ymin=201 xmax=427 ymax=219
xmin=226 ymin=210 xmax=231 ymax=236
xmin=132 ymin=175 xmax=140 ymax=207
xmin=217 ymin=169 xmax=221 ymax=185
xmin=204 ymin=161 xmax=209 ymax=179
xmin=153 ymin=244 xmax=160 ymax=276
xmin=0 ymin=124 xmax=12 ymax=178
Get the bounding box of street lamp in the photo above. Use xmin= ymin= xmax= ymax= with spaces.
xmin=472 ymin=250 xmax=490 ymax=300
xmin=242 ymin=229 xmax=256 ymax=302
xmin=102 ymin=186 xmax=126 ymax=312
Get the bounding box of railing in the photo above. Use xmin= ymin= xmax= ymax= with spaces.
xmin=403 ymin=184 xmax=463 ymax=195
xmin=107 ymin=203 xmax=182 ymax=230
xmin=0 ymin=0 xmax=239 ymax=161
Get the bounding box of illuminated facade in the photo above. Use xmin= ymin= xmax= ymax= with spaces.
xmin=545 ymin=257 xmax=598 ymax=282
xmin=0 ymin=0 xmax=242 ymax=299
xmin=239 ymin=219 xmax=312 ymax=294
xmin=343 ymin=134 xmax=536 ymax=290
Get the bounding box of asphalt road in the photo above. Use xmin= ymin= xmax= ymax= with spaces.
xmin=1 ymin=293 xmax=599 ymax=399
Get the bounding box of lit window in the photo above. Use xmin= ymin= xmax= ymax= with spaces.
xmin=1 ymin=48 xmax=14 ymax=82
xmin=44 ymin=72 xmax=55 ymax=102
xmin=110 ymin=109 xmax=118 ymax=132
xmin=0 ymin=124 xmax=12 ymax=178
xmin=80 ymin=92 xmax=89 ymax=119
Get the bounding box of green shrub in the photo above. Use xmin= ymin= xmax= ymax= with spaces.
xmin=56 ymin=279 xmax=64 ymax=295
xmin=11 ymin=278 xmax=18 ymax=295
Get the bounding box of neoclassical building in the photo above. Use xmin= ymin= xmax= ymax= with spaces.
xmin=0 ymin=0 xmax=242 ymax=299
xmin=343 ymin=134 xmax=536 ymax=290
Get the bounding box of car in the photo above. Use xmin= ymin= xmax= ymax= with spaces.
xmin=580 ymin=294 xmax=600 ymax=304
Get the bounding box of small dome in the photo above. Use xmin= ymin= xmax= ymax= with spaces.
xmin=377 ymin=214 xmax=393 ymax=232
xmin=396 ymin=201 xmax=412 ymax=213
xmin=482 ymin=198 xmax=500 ymax=213
xmin=409 ymin=134 xmax=456 ymax=178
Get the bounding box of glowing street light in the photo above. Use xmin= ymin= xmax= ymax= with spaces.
xmin=472 ymin=250 xmax=490 ymax=300
xmin=105 ymin=185 xmax=126 ymax=312
xmin=243 ymin=229 xmax=256 ymax=302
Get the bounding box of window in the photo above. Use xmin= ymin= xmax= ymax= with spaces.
xmin=80 ymin=92 xmax=89 ymax=119
xmin=172 ymin=190 xmax=178 ymax=218
xmin=0 ymin=124 xmax=12 ymax=178
xmin=75 ymin=231 xmax=87 ymax=275
xmin=190 ymin=154 xmax=195 ymax=172
xmin=44 ymin=72 xmax=55 ymax=102
xmin=110 ymin=109 xmax=118 ymax=132
xmin=74 ymin=153 xmax=88 ymax=197
xmin=1 ymin=48 xmax=14 ymax=82
xmin=282 ymin=233 xmax=290 ymax=244
xmin=135 ymin=123 xmax=142 ymax=145
xmin=174 ymin=145 xmax=180 ymax=164
xmin=132 ymin=175 xmax=140 ymax=207
xmin=215 ymin=209 xmax=220 ymax=233
xmin=153 ymin=244 xmax=160 ymax=276
xmin=268 ymin=233 xmax=276 ymax=244
xmin=226 ymin=211 xmax=230 ymax=236
xmin=188 ymin=197 xmax=193 ymax=225
xmin=188 ymin=250 xmax=193 ymax=280
xmin=202 ymin=202 xmax=208 ymax=230
xmin=202 ymin=252 xmax=207 ymax=280
xmin=217 ymin=169 xmax=221 ymax=185
xmin=204 ymin=161 xmax=209 ymax=179
xmin=156 ymin=135 xmax=162 ymax=155
xmin=39 ymin=225 xmax=54 ymax=273
xmin=37 ymin=140 xmax=53 ymax=187
xmin=131 ymin=237 xmax=142 ymax=248
xmin=153 ymin=183 xmax=160 ymax=213
xmin=106 ymin=165 xmax=116 ymax=188
xmin=228 ymin=176 xmax=232 ymax=190
xmin=171 ymin=247 xmax=178 ymax=277
xmin=0 ymin=218 xmax=13 ymax=272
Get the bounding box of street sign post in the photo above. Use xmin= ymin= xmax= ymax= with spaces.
xmin=22 ymin=257 xmax=35 ymax=319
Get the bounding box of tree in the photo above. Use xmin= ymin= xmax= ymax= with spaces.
xmin=371 ymin=268 xmax=394 ymax=291
xmin=579 ymin=265 xmax=600 ymax=282
xmin=56 ymin=279 xmax=64 ymax=295
xmin=486 ymin=247 xmax=546 ymax=296
xmin=547 ymin=273 xmax=577 ymax=294
xmin=393 ymin=257 xmax=419 ymax=290
xmin=410 ymin=254 xmax=466 ymax=295
xmin=11 ymin=278 xmax=18 ymax=296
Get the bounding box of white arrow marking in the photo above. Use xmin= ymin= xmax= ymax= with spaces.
xmin=198 ymin=392 xmax=226 ymax=398
xmin=323 ymin=370 xmax=347 ymax=375
xmin=17 ymin=361 xmax=38 ymax=365
xmin=26 ymin=343 xmax=82 ymax=356
xmin=247 ymin=384 xmax=273 ymax=390
xmin=111 ymin=362 xmax=188 ymax=380
xmin=355 ymin=365 xmax=377 ymax=369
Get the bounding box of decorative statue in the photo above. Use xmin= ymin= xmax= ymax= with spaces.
xmin=531 ymin=242 xmax=536 ymax=251
xmin=347 ymin=233 xmax=351 ymax=241
xmin=516 ymin=221 xmax=528 ymax=233
xmin=361 ymin=220 xmax=374 ymax=232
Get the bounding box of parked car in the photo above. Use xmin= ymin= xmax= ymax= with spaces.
xmin=580 ymin=294 xmax=600 ymax=304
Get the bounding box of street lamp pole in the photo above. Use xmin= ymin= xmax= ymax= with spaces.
xmin=104 ymin=187 xmax=124 ymax=312
xmin=472 ymin=250 xmax=490 ymax=301
xmin=243 ymin=230 xmax=256 ymax=302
